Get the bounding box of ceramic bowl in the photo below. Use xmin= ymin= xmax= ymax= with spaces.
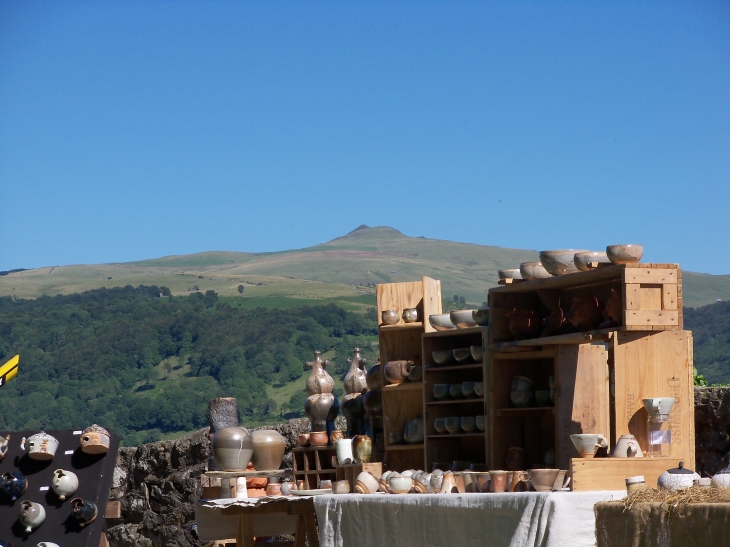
xmin=528 ymin=468 xmax=560 ymax=492
xmin=450 ymin=310 xmax=478 ymax=329
xmin=402 ymin=308 xmax=419 ymax=323
xmin=389 ymin=476 xmax=414 ymax=494
xmin=539 ymin=249 xmax=589 ymax=276
xmin=520 ymin=262 xmax=551 ymax=280
xmin=445 ymin=416 xmax=462 ymax=434
xmin=297 ymin=433 xmax=310 ymax=447
xmin=432 ymin=349 xmax=454 ymax=366
xmin=449 ymin=383 xmax=465 ymax=399
xmin=475 ymin=415 xmax=485 ymax=431
xmin=606 ymin=244 xmax=644 ymax=264
xmin=429 ymin=313 xmax=456 ymax=331
xmin=434 ymin=417 xmax=447 ymax=434
xmin=461 ymin=416 xmax=477 ymax=432
xmin=355 ymin=471 xmax=380 ymax=494
xmin=452 ymin=348 xmax=472 ymax=363
xmin=498 ymin=269 xmax=522 ymax=280
xmin=433 ymin=384 xmax=450 ymax=400
xmin=470 ymin=345 xmax=483 ymax=362
xmin=472 ymin=309 xmax=489 ymax=326
xmin=381 ymin=309 xmax=399 ymax=325
xmin=309 ymin=431 xmax=329 ymax=447
xmin=574 ymin=251 xmax=610 ymax=271
xmin=461 ymin=381 xmax=476 ymax=399
xmin=510 ymin=390 xmax=533 ymax=408
xmin=511 ymin=375 xmax=534 ymax=391
xmin=333 ymin=480 xmax=351 ymax=494
xmin=474 ymin=382 xmax=484 ymax=397
xmin=389 ymin=431 xmax=404 ymax=445
xmin=535 ymin=390 xmax=550 ymax=407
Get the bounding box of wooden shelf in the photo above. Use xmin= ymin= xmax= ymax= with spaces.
xmin=379 ymin=322 xmax=423 ymax=331
xmin=426 ymin=433 xmax=485 ymax=439
xmin=494 ymin=407 xmax=555 ymax=417
xmin=382 ymin=381 xmax=423 ymax=391
xmin=493 ymin=349 xmax=556 ymax=360
xmin=426 ymin=398 xmax=485 ymax=406
xmin=385 ymin=443 xmax=424 ymax=451
xmin=424 ymin=363 xmax=483 ymax=372
xmin=293 ymin=470 xmax=337 ymax=475
xmin=423 ymin=326 xmax=484 ymax=338
xmin=490 ymin=329 xmax=614 ymax=350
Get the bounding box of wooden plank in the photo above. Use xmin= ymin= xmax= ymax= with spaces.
xmin=105 ymin=501 xmax=121 ymax=519
xmin=423 ymin=326 xmax=484 ymax=338
xmin=663 ymin=283 xmax=678 ymax=311
xmin=489 ymin=264 xmax=626 ymax=293
xmin=639 ymin=285 xmax=662 ymax=311
xmin=571 ymin=457 xmax=678 ymax=491
xmin=493 ymin=349 xmax=556 ymax=360
xmin=376 ymin=281 xmax=423 ymax=326
xmin=624 ymin=284 xmax=640 ymax=310
xmin=490 ymin=329 xmax=614 ymax=350
xmin=556 ymin=345 xmax=610 ymax=471
xmin=623 ymin=310 xmax=679 ymax=327
xmin=624 ymin=268 xmax=677 ymax=284
xmin=421 ymin=276 xmax=443 ymax=333
xmin=611 ymin=330 xmax=694 ymax=468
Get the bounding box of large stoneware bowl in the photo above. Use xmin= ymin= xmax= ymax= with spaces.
xmin=251 ymin=430 xmax=286 ymax=471
xmin=573 ymin=251 xmax=610 ymax=271
xmin=429 ymin=314 xmax=456 ymax=331
xmin=606 ymin=244 xmax=644 ymax=264
xmin=450 ymin=310 xmax=478 ymax=329
xmin=539 ymin=250 xmax=589 ymax=276
xmin=212 ymin=426 xmax=254 ymax=471
xmin=519 ymin=262 xmax=551 ymax=280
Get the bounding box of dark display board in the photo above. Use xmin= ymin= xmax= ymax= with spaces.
xmin=0 ymin=429 xmax=119 ymax=547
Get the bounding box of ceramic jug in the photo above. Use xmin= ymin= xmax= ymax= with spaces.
xmin=21 ymin=432 xmax=59 ymax=461
xmin=19 ymin=501 xmax=46 ymax=533
xmin=70 ymin=498 xmax=98 ymax=527
xmin=610 ymin=434 xmax=643 ymax=458
xmin=80 ymin=424 xmax=110 ymax=454
xmin=51 ymin=469 xmax=79 ymax=501
xmin=250 ymin=430 xmax=286 ymax=471
xmin=0 ymin=471 xmax=28 ymax=501
xmin=212 ymin=427 xmax=254 ymax=471
xmin=383 ymin=360 xmax=413 ymax=385
xmin=0 ymin=435 xmax=9 ymax=461
xmin=336 ymin=438 xmax=354 ymax=465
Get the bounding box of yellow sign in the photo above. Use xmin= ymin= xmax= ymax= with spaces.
xmin=0 ymin=355 xmax=19 ymax=387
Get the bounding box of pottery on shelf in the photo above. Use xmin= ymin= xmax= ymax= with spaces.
xmin=574 ymin=251 xmax=610 ymax=271
xmin=657 ymin=461 xmax=699 ymax=491
xmin=404 ymin=417 xmax=424 ymax=444
xmin=472 ymin=309 xmax=489 ymax=326
xmin=570 ymin=434 xmax=608 ymax=459
xmin=36 ymin=543 xmax=61 ymax=547
xmin=461 ymin=382 xmax=476 ymax=398
xmin=336 ymin=438 xmax=354 ymax=464
xmin=21 ymin=432 xmax=59 ymax=461
xmin=606 ymin=244 xmax=644 ymax=265
xmin=498 ymin=269 xmax=522 ymax=280
xmin=381 ymin=309 xmax=399 ymax=325
xmin=506 ymin=308 xmax=542 ymax=340
xmin=309 ymin=431 xmax=329 ymax=447
xmin=402 ymin=308 xmax=419 ymax=323
xmin=304 ymin=351 xmax=336 ymax=432
xmin=511 ymin=376 xmax=534 ymax=391
xmin=362 ymin=390 xmax=382 ymax=416
xmin=505 ymin=447 xmax=527 ymax=470
xmin=566 ymin=296 xmax=604 ymax=332
xmin=80 ymin=424 xmax=111 ymax=454
xmin=251 ymin=430 xmax=286 ymax=471
xmin=407 ymin=365 xmax=422 ymax=382
xmin=51 ymin=469 xmax=79 ymax=501
xmin=474 ymin=382 xmax=484 ymax=397
xmin=429 ymin=313 xmax=457 ymax=331
xmin=389 ymin=431 xmax=404 ymax=445
xmin=539 ymin=249 xmax=589 ymax=276
xmin=19 ymin=501 xmax=45 ymax=533
xmin=432 ymin=350 xmax=454 ymax=367
xmin=470 ymin=345 xmax=483 ymax=362
xmin=70 ymin=498 xmax=98 ymax=527
xmin=452 ymin=348 xmax=472 ymax=363
xmin=449 ymin=384 xmax=464 ymax=399
xmin=212 ymin=427 xmax=254 ymax=471
xmin=329 ymin=430 xmax=345 ymax=445
xmin=444 ymin=416 xmax=462 ymax=434
xmin=450 ymin=310 xmax=478 ymax=329
xmin=352 ymin=435 xmax=372 ymax=463
xmin=433 ymin=417 xmax=447 ymax=434
xmin=433 ymin=384 xmax=450 ymax=400
xmin=0 ymin=471 xmax=28 ymax=501
xmin=611 ymin=434 xmax=643 ymax=458
xmin=475 ymin=415 xmax=485 ymax=432
xmin=384 ymin=360 xmax=414 ymax=385
xmin=519 ymin=262 xmax=551 ymax=280
xmin=461 ymin=417 xmax=476 ymax=432
xmin=510 ymin=390 xmax=533 ymax=408
xmin=0 ymin=435 xmax=9 ymax=461
xmin=599 ymin=288 xmax=623 ymax=328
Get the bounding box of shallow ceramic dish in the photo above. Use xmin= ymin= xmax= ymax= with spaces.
xmin=290 ymin=488 xmax=333 ymax=496
xmin=461 ymin=416 xmax=477 ymax=432
xmin=452 ymin=348 xmax=472 ymax=363
xmin=445 ymin=416 xmax=462 ymax=434
xmin=510 ymin=390 xmax=533 ymax=408
xmin=573 ymin=251 xmax=610 ymax=271
xmin=450 ymin=310 xmax=478 ymax=329
xmin=470 ymin=345 xmax=483 ymax=362
xmin=472 ymin=309 xmax=489 ymax=326
xmin=606 ymin=244 xmax=644 ymax=264
xmin=433 ymin=384 xmax=450 ymax=400
xmin=432 ymin=350 xmax=454 ymax=366
xmin=434 ymin=417 xmax=447 ymax=434
xmin=520 ymin=262 xmax=551 ymax=280
xmin=539 ymin=249 xmax=589 ymax=276
xmin=498 ymin=269 xmax=522 ymax=280
xmin=429 ymin=314 xmax=456 ymax=331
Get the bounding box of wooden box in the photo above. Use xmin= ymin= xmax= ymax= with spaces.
xmin=335 ymin=462 xmax=382 ymax=492
xmin=571 ymin=457 xmax=679 ymax=491
xmin=292 ymin=447 xmax=337 ymax=489
xmin=376 ymin=276 xmax=442 ymax=332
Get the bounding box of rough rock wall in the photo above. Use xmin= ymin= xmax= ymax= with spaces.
xmin=694 ymin=386 xmax=730 ymax=476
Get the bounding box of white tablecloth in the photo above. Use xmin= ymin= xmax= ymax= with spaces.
xmin=313 ymin=491 xmax=625 ymax=547
xmin=195 ymin=497 xmax=301 ymax=542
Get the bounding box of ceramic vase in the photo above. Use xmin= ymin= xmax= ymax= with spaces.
xmin=336 ymin=439 xmax=354 ymax=465
xmin=80 ymin=424 xmax=110 ymax=454
xmin=70 ymin=498 xmax=98 ymax=527
xmin=342 ymin=348 xmax=369 ymax=437
xmin=250 ymin=430 xmax=286 ymax=471
xmin=0 ymin=471 xmax=27 ymax=501
xmin=212 ymin=426 xmax=254 ymax=471
xmin=51 ymin=469 xmax=79 ymax=501
xmin=19 ymin=501 xmax=45 ymax=533
xmin=352 ymin=435 xmax=372 ymax=463
xmin=206 ymin=396 xmax=239 ymax=472
xmin=304 ymin=351 xmax=336 ymax=431
xmin=22 ymin=432 xmax=59 ymax=461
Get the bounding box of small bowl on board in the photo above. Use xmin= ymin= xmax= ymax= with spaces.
xmin=520 ymin=262 xmax=551 ymax=280
xmin=498 ymin=269 xmax=522 ymax=280
xmin=452 ymin=348 xmax=472 ymax=363
xmin=539 ymin=249 xmax=589 ymax=276
xmin=432 ymin=349 xmax=454 ymax=367
xmin=445 ymin=416 xmax=462 ymax=434
xmin=433 ymin=384 xmax=451 ymax=400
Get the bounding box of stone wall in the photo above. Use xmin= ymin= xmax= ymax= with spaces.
xmin=694 ymin=386 xmax=730 ymax=476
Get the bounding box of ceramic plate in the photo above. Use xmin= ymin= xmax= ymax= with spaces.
xmin=290 ymin=488 xmax=333 ymax=496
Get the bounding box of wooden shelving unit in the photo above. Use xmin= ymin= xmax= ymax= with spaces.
xmin=292 ymin=447 xmax=337 ymax=489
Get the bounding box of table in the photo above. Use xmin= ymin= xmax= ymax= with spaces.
xmin=196 ymin=496 xmax=318 ymax=547
xmin=313 ymin=491 xmax=625 ymax=547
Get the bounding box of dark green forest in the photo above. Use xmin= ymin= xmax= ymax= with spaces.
xmin=0 ymin=286 xmax=378 ymax=445
xmin=685 ymin=300 xmax=730 ymax=385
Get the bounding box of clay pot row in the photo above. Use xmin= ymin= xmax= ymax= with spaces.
xmin=1 ymin=469 xmax=82 ymax=502
xmin=0 ymin=426 xmax=111 ymax=465
xmin=211 ymin=428 xmax=286 ymax=472
xmin=11 ymin=497 xmax=97 ymax=534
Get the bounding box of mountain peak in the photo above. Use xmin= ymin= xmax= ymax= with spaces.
xmin=334 ymin=225 xmax=404 ymax=241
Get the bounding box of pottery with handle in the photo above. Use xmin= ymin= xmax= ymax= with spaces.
xmin=80 ymin=424 xmax=110 ymax=455
xmin=19 ymin=501 xmax=45 ymax=533
xmin=611 ymin=434 xmax=643 ymax=458
xmin=51 ymin=469 xmax=79 ymax=501
xmin=70 ymin=498 xmax=98 ymax=527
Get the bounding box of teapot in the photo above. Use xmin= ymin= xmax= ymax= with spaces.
xmin=70 ymin=498 xmax=98 ymax=527
xmin=19 ymin=501 xmax=46 ymax=533
xmin=657 ymin=461 xmax=699 ymax=491
xmin=21 ymin=432 xmax=59 ymax=461
xmin=51 ymin=469 xmax=79 ymax=501
xmin=383 ymin=360 xmax=414 ymax=385
xmin=0 ymin=471 xmax=28 ymax=501
xmin=403 ymin=417 xmax=424 ymax=444
xmin=610 ymin=434 xmax=643 ymax=458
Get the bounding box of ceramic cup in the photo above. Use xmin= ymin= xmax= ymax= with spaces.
xmin=381 ymin=310 xmax=399 ymax=325
xmin=489 ymin=471 xmax=509 ymax=493
xmin=570 ymin=434 xmax=608 ymax=458
xmin=355 ymin=471 xmax=379 ymax=494
xmin=333 ymin=480 xmax=351 ymax=494
xmin=402 ymin=308 xmax=419 ymax=323
xmin=389 ymin=476 xmax=414 ymax=494
xmin=626 ymin=475 xmax=646 ymax=492
xmin=319 ymin=479 xmax=332 ymax=490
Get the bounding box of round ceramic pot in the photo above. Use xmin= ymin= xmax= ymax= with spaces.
xmin=402 ymin=308 xmax=419 ymax=323
xmin=365 ymin=363 xmax=382 ymax=390
xmin=265 ymin=483 xmax=282 ymax=496
xmin=657 ymin=461 xmax=699 ymax=491
xmin=711 ymin=472 xmax=730 ymax=488
xmin=384 ymin=360 xmax=412 ymax=385
xmin=610 ymin=434 xmax=643 ymax=458
xmin=354 ymin=471 xmax=379 ymax=494
xmin=212 ymin=427 xmax=254 ymax=471
xmin=70 ymin=498 xmax=98 ymax=527
xmin=297 ymin=433 xmax=310 ymax=447
xmin=352 ymin=435 xmax=372 ymax=463
xmin=309 ymin=431 xmax=329 ymax=447
xmin=336 ymin=439 xmax=354 ymax=465
xmin=606 ymin=244 xmax=644 ymax=265
xmin=250 ymin=430 xmax=286 ymax=471
xmin=389 ymin=476 xmax=413 ymax=494
xmin=80 ymin=424 xmax=110 ymax=454
xmin=23 ymin=432 xmax=59 ymax=461
xmin=1 ymin=471 xmax=28 ymax=501
xmin=19 ymin=501 xmax=45 ymax=533
xmin=381 ymin=310 xmax=399 ymax=325
xmin=362 ymin=390 xmax=382 ymax=416
xmin=304 ymin=393 xmax=335 ymax=432
xmin=51 ymin=469 xmax=79 ymax=501
xmin=333 ymin=480 xmax=351 ymax=494
xmin=329 ymin=430 xmax=345 ymax=445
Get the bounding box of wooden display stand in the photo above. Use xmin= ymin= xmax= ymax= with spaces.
xmin=292 ymin=447 xmax=336 ymax=489
xmin=335 ymin=462 xmax=382 ymax=492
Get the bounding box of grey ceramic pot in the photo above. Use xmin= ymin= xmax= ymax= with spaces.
xmin=250 ymin=430 xmax=286 ymax=471
xmin=212 ymin=426 xmax=254 ymax=471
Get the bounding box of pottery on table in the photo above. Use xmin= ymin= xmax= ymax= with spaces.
xmin=352 ymin=435 xmax=372 ymax=463
xmin=0 ymin=471 xmax=28 ymax=501
xmin=626 ymin=475 xmax=646 ymax=492
xmin=657 ymin=461 xmax=699 ymax=491
xmin=333 ymin=480 xmax=351 ymax=494
xmin=519 ymin=262 xmax=551 ymax=280
xmin=354 ymin=471 xmax=379 ymax=494
xmin=472 ymin=309 xmax=489 ymax=326
xmin=384 ymin=360 xmax=414 ymax=385
xmin=378 ymin=471 xmax=393 ymax=493
xmin=512 ymin=376 xmax=534 ymax=391
xmin=570 ymin=434 xmax=608 ymax=459
xmin=506 ymin=308 xmax=542 ymax=340
xmin=461 ymin=417 xmax=476 ymax=432
xmin=429 ymin=314 xmax=456 ymax=331
xmin=611 ymin=434 xmax=643 ymax=458
xmin=298 ymin=433 xmax=310 ymax=447
xmin=320 ymin=479 xmax=333 ymax=490
xmin=70 ymin=498 xmax=98 ymax=527
xmin=452 ymin=348 xmax=472 ymax=363
xmin=449 ymin=384 xmax=465 ymax=399
xmin=251 ymin=430 xmax=286 ymax=471
xmin=212 ymin=427 xmax=254 ymax=471
xmin=432 ymin=350 xmax=454 ymax=367
xmin=539 ymin=249 xmax=589 ymax=276
xmin=389 ymin=475 xmax=414 ymax=494
xmin=711 ymin=465 xmax=730 ymax=488
xmin=606 ymin=244 xmax=644 ymax=265
xmin=566 ymin=296 xmax=604 ymax=332
xmin=475 ymin=415 xmax=485 ymax=432
xmin=80 ymin=424 xmax=110 ymax=455
xmin=574 ymin=251 xmax=610 ymax=271
xmin=535 ymin=390 xmax=550 ymax=407
xmin=404 ymin=417 xmax=424 ymax=444
xmin=402 ymin=308 xmax=419 ymax=323
xmin=414 ymin=472 xmax=433 ymax=493
xmin=474 ymin=382 xmax=484 ymax=397
xmin=461 ymin=382 xmax=476 ymax=398
xmin=0 ymin=435 xmax=10 ymax=461
xmin=439 ymin=471 xmax=458 ymax=494
xmin=528 ymin=468 xmax=560 ymax=492
xmin=498 ymin=269 xmax=522 ymax=280
xmin=304 ymin=351 xmax=336 ymax=432
xmin=265 ymin=482 xmax=282 ymax=496
xmin=381 ymin=309 xmax=399 ymax=325
xmin=470 ymin=345 xmax=483 ymax=362
xmin=407 ymin=365 xmax=422 ymax=382
xmin=336 ymin=438 xmax=354 ymax=464
xmin=444 ymin=416 xmax=462 ymax=434
xmin=51 ymin=469 xmax=79 ymax=501
xmin=433 ymin=417 xmax=447 ymax=434
xmin=309 ymin=431 xmax=329 ymax=447
xmin=450 ymin=310 xmax=478 ymax=329
xmin=19 ymin=501 xmax=45 ymax=533
xmin=433 ymin=384 xmax=450 ymax=400
xmin=489 ymin=471 xmax=509 ymax=493
xmin=22 ymin=432 xmax=59 ymax=461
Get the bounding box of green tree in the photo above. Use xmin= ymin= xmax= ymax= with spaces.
xmin=238 ymin=285 xmax=244 ymax=294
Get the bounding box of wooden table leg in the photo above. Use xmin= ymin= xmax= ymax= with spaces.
xmin=304 ymin=510 xmax=318 ymax=547
xmin=236 ymin=511 xmax=255 ymax=547
xmin=295 ymin=513 xmax=307 ymax=547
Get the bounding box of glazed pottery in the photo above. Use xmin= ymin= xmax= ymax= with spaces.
xmin=439 ymin=471 xmax=458 ymax=494
xmin=539 ymin=249 xmax=589 ymax=276
xmin=1 ymin=471 xmax=28 ymax=501
xmin=519 ymin=262 xmax=551 ymax=280
xmin=265 ymin=482 xmax=282 ymax=496
xmin=505 ymin=447 xmax=527 ymax=470
xmin=365 ymin=361 xmax=382 ymax=390
xmin=574 ymin=251 xmax=610 ymax=271
xmin=472 ymin=309 xmax=489 ymax=326
xmin=512 ymin=376 xmax=534 ymax=391
xmin=657 ymin=461 xmax=699 ymax=491
xmin=506 ymin=308 xmax=542 ymax=340
xmin=0 ymin=541 xmax=11 ymax=547
xmin=711 ymin=465 xmax=730 ymax=488
xmin=389 ymin=476 xmax=413 ymax=494
xmin=461 ymin=416 xmax=476 ymax=432
xmin=402 ymin=308 xmax=419 ymax=323
xmin=0 ymin=435 xmax=9 ymax=461
xmin=452 ymin=348 xmax=472 ymax=363
xmin=304 ymin=351 xmax=336 ymax=431
xmin=414 ymin=473 xmax=433 ymax=493
xmin=336 ymin=438 xmax=354 ymax=464
xmin=381 ymin=310 xmax=399 ymax=325
xmin=19 ymin=501 xmax=45 ymax=533
xmin=474 ymin=382 xmax=484 ymax=397
xmin=462 ymin=382 xmax=476 ymax=398
xmin=643 ymin=397 xmax=676 ymax=416
xmin=362 ymin=390 xmax=382 ymax=416
xmin=251 ymin=430 xmax=286 ymax=471
xmin=625 ymin=476 xmax=646 ymax=492
xmin=309 ymin=431 xmax=329 ymax=447
xmin=297 ymin=433 xmax=310 ymax=447
xmin=22 ymin=432 xmax=59 ymax=461
xmin=498 ymin=269 xmax=522 ymax=280
xmin=475 ymin=415 xmax=485 ymax=432
xmin=329 ymin=430 xmax=345 ymax=445
xmin=70 ymin=498 xmax=98 ymax=527
xmin=51 ymin=469 xmax=79 ymax=501
xmin=343 ymin=348 xmax=368 ymax=392
xmin=352 ymin=435 xmax=372 ymax=463
xmin=528 ymin=469 xmax=560 ymax=492
xmin=212 ymin=427 xmax=254 ymax=471
xmin=433 ymin=417 xmax=447 ymax=434
xmin=384 ymin=360 xmax=413 ymax=385
xmin=429 ymin=313 xmax=456 ymax=331
xmin=80 ymin=424 xmax=110 ymax=454
xmin=570 ymin=434 xmax=608 ymax=458
xmin=389 ymin=432 xmax=404 ymax=445
xmin=404 ymin=417 xmax=424 ymax=443
xmin=354 ymin=471 xmax=379 ymax=494
xmin=433 ymin=384 xmax=450 ymax=400
xmin=566 ymin=296 xmax=604 ymax=331
xmin=606 ymin=244 xmax=644 ymax=265
xmin=450 ymin=310 xmax=478 ymax=328
xmin=333 ymin=480 xmax=350 ymax=494
xmin=611 ymin=434 xmax=643 ymax=458
xmin=489 ymin=471 xmax=509 ymax=493
xmin=449 ymin=384 xmax=464 ymax=399
xmin=535 ymin=390 xmax=550 ymax=407
xmin=378 ymin=471 xmax=393 ymax=493
xmin=600 ymin=288 xmax=623 ymax=328
xmin=342 ymin=347 xmax=368 ymax=433
xmin=510 ymin=390 xmax=533 ymax=408
xmin=470 ymin=345 xmax=483 ymax=362
xmin=432 ymin=350 xmax=454 ymax=367
xmin=407 ymin=365 xmax=422 ymax=382
xmin=444 ymin=416 xmax=462 ymax=434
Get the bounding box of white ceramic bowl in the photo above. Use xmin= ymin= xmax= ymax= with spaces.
xmin=539 ymin=249 xmax=589 ymax=276
xmin=498 ymin=269 xmax=522 ymax=280
xmin=450 ymin=310 xmax=478 ymax=328
xmin=452 ymin=348 xmax=472 ymax=363
xmin=573 ymin=251 xmax=610 ymax=271
xmin=389 ymin=476 xmax=413 ymax=494
xmin=432 ymin=349 xmax=454 ymax=366
xmin=606 ymin=244 xmax=644 ymax=264
xmin=519 ymin=262 xmax=551 ymax=280
xmin=429 ymin=314 xmax=456 ymax=331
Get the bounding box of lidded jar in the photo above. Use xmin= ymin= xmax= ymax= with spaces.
xmin=643 ymin=398 xmax=675 ymax=458
xmin=657 ymin=461 xmax=699 ymax=491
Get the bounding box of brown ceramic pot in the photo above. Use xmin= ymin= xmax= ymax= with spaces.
xmin=305 ymin=351 xmax=336 ymax=431
xmin=297 ymin=433 xmax=310 ymax=447
xmin=250 ymin=430 xmax=286 ymax=471
xmin=384 ymin=360 xmax=413 ymax=385
xmin=352 ymin=435 xmax=372 ymax=463
xmin=329 ymin=430 xmax=345 ymax=445
xmin=265 ymin=482 xmax=282 ymax=496
xmin=212 ymin=427 xmax=254 ymax=471
xmin=309 ymin=431 xmax=329 ymax=447
xmin=344 ymin=348 xmax=368 ymax=395
xmin=365 ymin=362 xmax=382 ymax=390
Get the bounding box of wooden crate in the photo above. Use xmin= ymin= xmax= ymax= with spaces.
xmin=292 ymin=447 xmax=337 ymax=489
xmin=335 ymin=462 xmax=382 ymax=492
xmin=571 ymin=457 xmax=679 ymax=491
xmin=488 ymin=263 xmax=681 ymax=347
xmin=376 ymin=276 xmax=442 ymax=332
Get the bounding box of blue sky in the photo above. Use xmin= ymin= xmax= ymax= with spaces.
xmin=1 ymin=1 xmax=728 ymax=273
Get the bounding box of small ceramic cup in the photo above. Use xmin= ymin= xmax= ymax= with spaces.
xmin=297 ymin=433 xmax=310 ymax=447
xmin=489 ymin=471 xmax=509 ymax=493
xmin=625 ymin=475 xmax=646 ymax=492
xmin=355 ymin=471 xmax=379 ymax=494
xmin=389 ymin=476 xmax=414 ymax=494
xmin=333 ymin=480 xmax=351 ymax=494
xmin=402 ymin=308 xmax=419 ymax=323
xmin=319 ymin=479 xmax=332 ymax=490
xmin=570 ymin=434 xmax=608 ymax=458
xmin=381 ymin=310 xmax=399 ymax=325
